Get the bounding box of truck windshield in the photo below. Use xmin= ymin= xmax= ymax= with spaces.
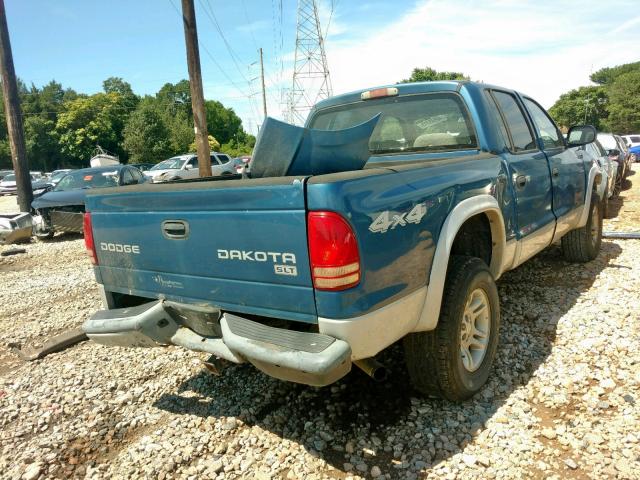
xmin=309 ymin=93 xmax=477 ymax=154
xmin=54 ymin=170 xmax=119 ymax=191
xmin=151 ymin=158 xmax=186 ymax=170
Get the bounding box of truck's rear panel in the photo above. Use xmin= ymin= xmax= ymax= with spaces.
xmin=86 ymin=177 xmax=317 ymax=323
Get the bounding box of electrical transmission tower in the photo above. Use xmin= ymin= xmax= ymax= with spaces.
xmin=286 ymin=0 xmax=332 ymax=125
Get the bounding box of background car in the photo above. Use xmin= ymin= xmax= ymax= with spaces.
xmin=622 ymin=134 xmax=640 ymax=161
xmin=131 ymin=163 xmax=155 ymax=172
xmin=580 ymin=139 xmax=618 ymax=216
xmin=614 ymin=135 xmax=634 ymax=173
xmin=144 ymin=152 xmax=235 ymax=183
xmin=0 ymin=169 xmax=13 ymax=181
xmin=47 ymin=169 xmax=74 ymax=186
xmin=0 ymin=173 xmax=50 ymax=196
xmin=31 ymin=164 xmax=147 ymax=238
xmin=598 ymin=133 xmax=630 ymax=186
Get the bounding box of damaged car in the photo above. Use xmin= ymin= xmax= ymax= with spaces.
xmin=31 ymin=165 xmax=147 ymax=239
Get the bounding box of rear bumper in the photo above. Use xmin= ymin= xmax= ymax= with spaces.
xmin=83 ymin=300 xmax=351 ymax=387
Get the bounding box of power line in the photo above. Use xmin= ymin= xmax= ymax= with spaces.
xmin=197 ymin=0 xmax=262 ymax=122
xmin=166 ymin=0 xmax=260 ymax=127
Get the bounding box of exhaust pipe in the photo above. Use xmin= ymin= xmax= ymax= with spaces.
xmin=354 ymin=358 xmax=388 ymax=382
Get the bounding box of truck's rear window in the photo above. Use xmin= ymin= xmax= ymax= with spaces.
xmin=309 ymin=93 xmax=477 ymax=155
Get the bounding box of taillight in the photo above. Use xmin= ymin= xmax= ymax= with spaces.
xmin=83 ymin=212 xmax=98 ymax=265
xmin=308 ymin=211 xmax=360 ymax=291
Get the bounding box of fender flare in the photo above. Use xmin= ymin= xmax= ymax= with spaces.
xmin=577 ymin=164 xmax=601 ymax=228
xmin=412 ymin=195 xmax=507 ymax=332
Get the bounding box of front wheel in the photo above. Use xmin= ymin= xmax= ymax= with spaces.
xmin=561 ymin=193 xmax=602 ymax=263
xmin=404 ymin=256 xmax=501 ymax=401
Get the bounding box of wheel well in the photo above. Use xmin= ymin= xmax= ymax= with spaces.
xmin=450 ymin=213 xmax=492 ymax=267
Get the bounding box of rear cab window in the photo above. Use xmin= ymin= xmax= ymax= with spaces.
xmin=489 ymin=90 xmax=537 ymax=152
xmin=308 ymin=92 xmax=478 ymax=155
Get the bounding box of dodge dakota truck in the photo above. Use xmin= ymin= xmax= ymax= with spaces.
xmin=82 ymin=81 xmax=602 ymax=401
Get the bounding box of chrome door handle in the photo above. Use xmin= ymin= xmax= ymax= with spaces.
xmin=515 ymin=175 xmax=527 ymax=188
xmin=552 ymin=167 xmax=559 ymax=177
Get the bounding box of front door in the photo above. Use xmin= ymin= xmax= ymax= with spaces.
xmin=521 ymin=97 xmax=586 ymax=238
xmin=488 ymin=90 xmax=555 ymax=259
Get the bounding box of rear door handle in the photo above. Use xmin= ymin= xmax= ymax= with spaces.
xmin=162 ymin=220 xmax=189 ymax=239
xmin=552 ymin=167 xmax=559 ymax=177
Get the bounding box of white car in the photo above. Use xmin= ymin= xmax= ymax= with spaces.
xmin=621 ymin=134 xmax=640 ymax=148
xmin=145 ymin=153 xmax=235 ymax=183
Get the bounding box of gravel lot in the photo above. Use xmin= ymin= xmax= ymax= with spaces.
xmin=1 ymin=170 xmax=639 ymax=480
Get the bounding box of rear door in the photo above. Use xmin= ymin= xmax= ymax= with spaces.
xmin=521 ymin=97 xmax=586 ymax=232
xmin=88 ymin=178 xmax=317 ymax=322
xmin=488 ymin=90 xmax=555 ymax=256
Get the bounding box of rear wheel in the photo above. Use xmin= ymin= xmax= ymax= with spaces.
xmin=561 ymin=193 xmax=602 ymax=262
xmin=404 ymin=256 xmax=500 ymax=401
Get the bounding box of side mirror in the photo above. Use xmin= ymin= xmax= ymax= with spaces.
xmin=566 ymin=125 xmax=596 ymax=147
xmin=185 ymin=164 xmax=193 ymax=170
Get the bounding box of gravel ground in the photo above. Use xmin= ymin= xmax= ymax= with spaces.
xmin=0 ymin=170 xmax=639 ymax=480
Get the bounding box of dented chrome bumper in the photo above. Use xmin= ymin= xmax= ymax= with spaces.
xmin=83 ymin=300 xmax=351 ymax=386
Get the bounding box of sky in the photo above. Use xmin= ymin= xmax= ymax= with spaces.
xmin=6 ymin=0 xmax=640 ymax=135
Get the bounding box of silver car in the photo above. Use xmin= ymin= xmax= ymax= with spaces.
xmin=144 ymin=152 xmax=235 ymax=183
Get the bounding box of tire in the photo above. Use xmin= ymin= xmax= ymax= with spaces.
xmin=613 ymin=173 xmax=622 ymax=196
xmin=403 ymin=256 xmax=501 ymax=401
xmin=561 ymin=193 xmax=602 ymax=263
xmin=602 ymin=189 xmax=613 ymax=219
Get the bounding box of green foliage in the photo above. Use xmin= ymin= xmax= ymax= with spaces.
xmin=123 ymin=101 xmax=172 ymax=163
xmin=400 ymin=67 xmax=469 ymax=83
xmin=0 ymin=76 xmax=254 ymax=170
xmin=605 ymin=71 xmax=640 ymax=134
xmin=189 ymin=134 xmax=220 ymax=152
xmin=55 ymin=93 xmax=125 ymax=165
xmin=548 ymin=86 xmax=608 ymax=130
xmin=220 ymin=136 xmax=255 ymax=158
xmin=205 ymin=100 xmax=243 ymax=144
xmin=590 ymin=62 xmax=640 ymax=86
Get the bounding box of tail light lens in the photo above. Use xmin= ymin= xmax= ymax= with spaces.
xmin=307 ymin=211 xmax=360 ymax=291
xmin=83 ymin=212 xmax=98 ymax=265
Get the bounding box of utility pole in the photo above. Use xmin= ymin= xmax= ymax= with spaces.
xmin=0 ymin=0 xmax=31 ymax=211
xmin=180 ymin=0 xmax=211 ymax=177
xmin=259 ymin=47 xmax=267 ymax=120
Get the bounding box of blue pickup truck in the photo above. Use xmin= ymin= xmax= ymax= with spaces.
xmin=82 ymin=81 xmax=602 ymax=401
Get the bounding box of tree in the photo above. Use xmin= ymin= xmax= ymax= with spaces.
xmin=165 ymin=109 xmax=194 ymax=153
xmin=590 ymin=62 xmax=640 ymax=86
xmin=55 ymin=93 xmax=124 ymax=165
xmin=605 ymin=71 xmax=640 ymax=134
xmin=205 ymin=100 xmax=243 ymax=145
xmin=123 ymin=101 xmax=172 ymax=163
xmin=400 ymin=67 xmax=469 ymax=83
xmin=549 ymin=86 xmax=608 ymax=130
xmin=189 ymin=134 xmax=219 ymax=152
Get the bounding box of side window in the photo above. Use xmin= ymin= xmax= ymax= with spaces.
xmin=523 ymin=98 xmax=564 ymax=150
xmin=218 ymin=154 xmax=231 ymax=164
xmin=188 ymin=157 xmax=198 ymax=168
xmin=484 ymin=91 xmax=510 ymax=150
xmin=492 ymin=91 xmax=536 ymax=152
xmin=131 ymin=168 xmax=144 ymax=182
xmin=122 ymin=169 xmax=135 ymax=185
xmin=210 ymin=155 xmax=221 ymax=165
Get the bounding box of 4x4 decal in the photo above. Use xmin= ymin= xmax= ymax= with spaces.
xmin=369 ymin=203 xmax=428 ymax=233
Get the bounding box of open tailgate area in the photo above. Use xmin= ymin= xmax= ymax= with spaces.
xmin=86 ymin=177 xmax=317 ymax=323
